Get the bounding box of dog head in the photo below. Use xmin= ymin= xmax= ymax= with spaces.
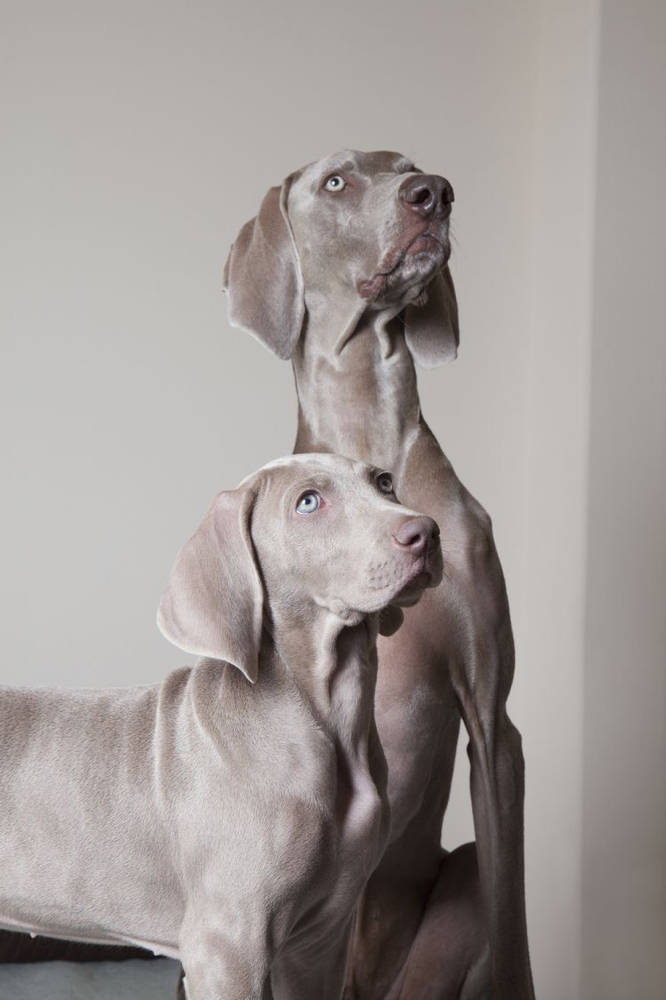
xmin=223 ymin=149 xmax=459 ymax=368
xmin=158 ymin=453 xmax=442 ymax=682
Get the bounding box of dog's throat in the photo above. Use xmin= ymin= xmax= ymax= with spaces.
xmin=293 ymin=310 xmax=421 ymax=473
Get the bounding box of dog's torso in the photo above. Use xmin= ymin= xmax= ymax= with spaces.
xmin=0 ymin=679 xmax=180 ymax=951
xmin=0 ymin=651 xmax=390 ymax=968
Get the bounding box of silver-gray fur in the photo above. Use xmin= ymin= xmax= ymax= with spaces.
xmin=0 ymin=453 xmax=442 ymax=1000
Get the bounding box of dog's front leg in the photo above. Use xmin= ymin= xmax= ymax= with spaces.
xmin=444 ymin=518 xmax=535 ymax=1000
xmin=270 ymin=922 xmax=353 ymax=1000
xmin=179 ymin=915 xmax=273 ymax=1000
xmin=395 ymin=843 xmax=490 ymax=1000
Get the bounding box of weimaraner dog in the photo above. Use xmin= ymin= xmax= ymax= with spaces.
xmin=0 ymin=453 xmax=443 ymax=999
xmin=222 ymin=150 xmax=536 ymax=999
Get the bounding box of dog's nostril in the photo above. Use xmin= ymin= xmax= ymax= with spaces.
xmin=412 ymin=186 xmax=433 ymax=205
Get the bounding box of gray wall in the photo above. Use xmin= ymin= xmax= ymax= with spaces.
xmin=1 ymin=2 xmax=664 ymax=997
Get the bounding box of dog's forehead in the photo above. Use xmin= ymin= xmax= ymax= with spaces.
xmin=299 ymin=149 xmax=416 ymax=182
xmin=242 ymin=454 xmax=374 ymax=495
xmin=262 ymin=452 xmax=369 ymax=481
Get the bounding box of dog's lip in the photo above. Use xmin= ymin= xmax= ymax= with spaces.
xmin=357 ymin=227 xmax=449 ymax=300
xmin=390 ymin=550 xmax=441 ymax=603
xmin=380 ymin=229 xmax=446 ymax=277
xmin=405 ymin=233 xmax=443 ymax=257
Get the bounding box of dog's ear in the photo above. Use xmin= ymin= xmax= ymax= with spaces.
xmin=223 ymin=176 xmax=305 ymax=360
xmin=157 ymin=487 xmax=263 ymax=683
xmin=403 ymin=265 xmax=459 ymax=368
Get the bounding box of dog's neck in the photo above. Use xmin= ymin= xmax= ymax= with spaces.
xmin=272 ymin=604 xmax=387 ymax=829
xmin=272 ymin=606 xmax=378 ymax=732
xmin=271 ymin=604 xmax=381 ymax=755
xmin=292 ymin=301 xmax=423 ymax=476
xmin=269 ymin=605 xmax=389 ymax=852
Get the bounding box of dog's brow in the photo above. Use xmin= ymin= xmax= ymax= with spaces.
xmin=322 ymin=160 xmax=355 ymax=176
xmin=290 ymin=475 xmax=336 ymax=495
xmin=393 ymin=157 xmax=418 ymax=173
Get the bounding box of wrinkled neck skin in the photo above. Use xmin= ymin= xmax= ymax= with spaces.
xmin=269 ymin=602 xmax=388 ymax=831
xmin=293 ymin=292 xmax=424 ymax=479
xmin=270 ymin=605 xmax=383 ymax=769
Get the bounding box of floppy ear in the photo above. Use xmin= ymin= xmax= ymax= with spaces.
xmin=223 ymin=176 xmax=305 ymax=360
xmin=403 ymin=264 xmax=459 ymax=368
xmin=157 ymin=487 xmax=264 ymax=683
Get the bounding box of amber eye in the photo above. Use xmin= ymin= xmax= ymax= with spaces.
xmin=296 ymin=491 xmax=321 ymax=514
xmin=376 ymin=474 xmax=395 ymax=495
xmin=324 ymin=174 xmax=346 ymax=192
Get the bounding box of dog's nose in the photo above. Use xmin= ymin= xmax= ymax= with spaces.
xmin=393 ymin=516 xmax=440 ymax=555
xmin=399 ymin=174 xmax=454 ymax=219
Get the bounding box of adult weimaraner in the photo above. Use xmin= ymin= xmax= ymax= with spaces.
xmin=222 ymin=150 xmax=536 ymax=1000
xmin=0 ymin=150 xmax=534 ymax=999
xmin=0 ymin=453 xmax=443 ymax=999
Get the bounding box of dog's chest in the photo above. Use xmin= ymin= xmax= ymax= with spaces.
xmin=317 ymin=651 xmax=390 ymax=905
xmin=337 ymin=750 xmax=387 ymax=848
xmin=316 ymin=743 xmax=390 ymax=915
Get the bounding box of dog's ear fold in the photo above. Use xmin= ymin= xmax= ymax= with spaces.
xmin=223 ymin=177 xmax=305 ymax=360
xmin=403 ymin=265 xmax=459 ymax=368
xmin=157 ymin=487 xmax=263 ymax=684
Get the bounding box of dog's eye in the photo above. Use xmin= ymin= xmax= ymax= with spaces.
xmin=376 ymin=474 xmax=395 ymax=495
xmin=296 ymin=491 xmax=321 ymax=514
xmin=323 ymin=174 xmax=346 ymax=192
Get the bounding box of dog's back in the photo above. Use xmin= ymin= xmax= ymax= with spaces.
xmin=0 ymin=678 xmax=181 ymax=952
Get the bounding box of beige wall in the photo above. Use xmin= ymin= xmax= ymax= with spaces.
xmin=518 ymin=2 xmax=600 ymax=995
xmin=581 ymin=2 xmax=666 ymax=998
xmin=1 ymin=3 xmax=663 ymax=998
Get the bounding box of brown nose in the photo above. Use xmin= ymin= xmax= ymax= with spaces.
xmin=393 ymin=516 xmax=440 ymax=555
xmin=399 ymin=174 xmax=454 ymax=219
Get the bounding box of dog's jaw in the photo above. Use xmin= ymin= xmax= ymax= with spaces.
xmin=357 ymin=229 xmax=451 ymax=308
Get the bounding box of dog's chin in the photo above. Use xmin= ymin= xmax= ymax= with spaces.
xmin=390 ymin=570 xmax=433 ymax=607
xmin=365 ymin=244 xmax=449 ymax=310
xmin=374 ymin=572 xmax=431 ymax=636
xmin=392 ymin=247 xmax=448 ymax=298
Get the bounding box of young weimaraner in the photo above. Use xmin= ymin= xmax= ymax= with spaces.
xmin=222 ymin=150 xmax=536 ymax=1000
xmin=0 ymin=453 xmax=443 ymax=1000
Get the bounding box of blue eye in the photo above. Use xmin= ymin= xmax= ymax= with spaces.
xmin=377 ymin=474 xmax=394 ymax=495
xmin=296 ymin=492 xmax=321 ymax=514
